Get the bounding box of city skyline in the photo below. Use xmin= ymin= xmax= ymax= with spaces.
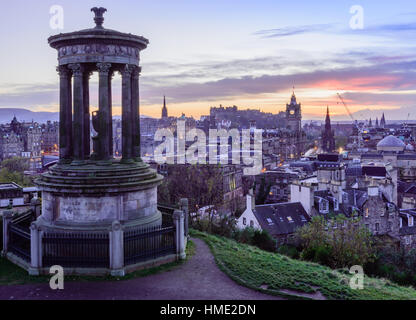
xmin=1 ymin=0 xmax=416 ymax=120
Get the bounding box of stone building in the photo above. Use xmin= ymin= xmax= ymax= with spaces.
xmin=280 ymin=92 xmax=307 ymax=159
xmin=399 ymin=209 xmax=416 ymax=250
xmin=362 ymin=185 xmax=400 ymax=237
xmin=41 ymin=121 xmax=59 ymax=153
xmin=27 ymin=124 xmax=42 ymax=157
xmin=0 ymin=131 xmax=24 ymax=160
xmin=255 ymin=167 xmax=305 ymax=204
xmin=285 ymin=92 xmax=302 ymax=132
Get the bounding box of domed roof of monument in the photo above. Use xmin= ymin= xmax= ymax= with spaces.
xmin=48 ymin=7 xmax=148 ymax=49
xmin=377 ymin=135 xmax=405 ymax=148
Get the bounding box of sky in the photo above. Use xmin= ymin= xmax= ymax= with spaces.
xmin=0 ymin=0 xmax=416 ymax=121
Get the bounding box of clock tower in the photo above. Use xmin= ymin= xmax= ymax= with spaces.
xmin=285 ymin=91 xmax=302 ymax=132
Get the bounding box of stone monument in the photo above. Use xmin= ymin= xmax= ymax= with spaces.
xmin=36 ymin=7 xmax=163 ymax=234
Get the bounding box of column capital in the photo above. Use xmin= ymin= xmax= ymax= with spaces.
xmin=56 ymin=65 xmax=71 ymax=77
xmin=120 ymin=64 xmax=134 ymax=77
xmin=131 ymin=66 xmax=141 ymax=79
xmin=97 ymin=62 xmax=112 ymax=74
xmin=68 ymin=63 xmax=84 ymax=76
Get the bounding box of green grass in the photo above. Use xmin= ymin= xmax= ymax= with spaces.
xmin=0 ymin=239 xmax=195 ymax=286
xmin=190 ymin=229 xmax=416 ymax=300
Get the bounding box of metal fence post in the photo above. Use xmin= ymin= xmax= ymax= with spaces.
xmin=29 ymin=220 xmax=41 ymax=275
xmin=180 ymin=198 xmax=189 ymax=238
xmin=1 ymin=210 xmax=13 ymax=256
xmin=173 ymin=210 xmax=186 ymax=260
xmin=110 ymin=220 xmax=125 ymax=276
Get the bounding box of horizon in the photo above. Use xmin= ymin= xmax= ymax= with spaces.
xmin=1 ymin=1 xmax=416 ymax=121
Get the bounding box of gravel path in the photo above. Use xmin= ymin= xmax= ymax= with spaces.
xmin=0 ymin=238 xmax=283 ymax=300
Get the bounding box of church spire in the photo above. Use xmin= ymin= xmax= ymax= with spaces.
xmin=325 ymin=106 xmax=331 ymax=129
xmin=322 ymin=106 xmax=335 ymax=152
xmin=161 ymin=95 xmax=168 ymax=119
xmin=380 ymin=112 xmax=386 ymax=128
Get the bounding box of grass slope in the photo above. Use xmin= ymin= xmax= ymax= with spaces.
xmin=191 ymin=229 xmax=416 ymax=300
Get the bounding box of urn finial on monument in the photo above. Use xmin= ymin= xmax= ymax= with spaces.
xmin=91 ymin=7 xmax=107 ymax=29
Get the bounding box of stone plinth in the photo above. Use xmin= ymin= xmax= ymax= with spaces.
xmin=35 ymin=161 xmax=163 ymax=229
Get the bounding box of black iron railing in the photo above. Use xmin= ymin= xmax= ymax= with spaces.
xmin=42 ymin=232 xmax=110 ymax=268
xmin=8 ymin=210 xmax=35 ymax=262
xmin=8 ymin=223 xmax=31 ymax=262
xmin=124 ymin=225 xmax=175 ymax=265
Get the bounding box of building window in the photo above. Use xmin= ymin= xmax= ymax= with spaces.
xmin=319 ymin=200 xmax=329 ymax=213
xmin=243 ymin=217 xmax=247 ymax=226
xmin=250 ymin=220 xmax=254 ymax=227
xmin=409 ymin=216 xmax=414 ymax=227
xmin=387 ymin=221 xmax=392 ymax=232
xmin=365 ymin=208 xmax=369 ymax=218
xmin=405 ymin=236 xmax=411 ymax=245
xmin=375 ymin=223 xmax=380 ymax=232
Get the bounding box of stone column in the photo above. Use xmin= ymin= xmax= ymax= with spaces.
xmin=30 ymin=198 xmax=41 ymax=218
xmin=121 ymin=65 xmax=134 ymax=163
xmin=108 ymin=71 xmax=114 ymax=157
xmin=29 ymin=221 xmax=42 ymax=275
xmin=109 ymin=220 xmax=124 ymax=276
xmin=180 ymin=198 xmax=189 ymax=238
xmin=131 ymin=66 xmax=141 ymax=161
xmin=97 ymin=63 xmax=113 ymax=164
xmin=173 ymin=210 xmax=186 ymax=260
xmin=57 ymin=65 xmax=73 ymax=163
xmin=83 ymin=71 xmax=91 ymax=158
xmin=1 ymin=210 xmax=13 ymax=256
xmin=97 ymin=63 xmax=112 ymax=164
xmin=68 ymin=63 xmax=85 ymax=164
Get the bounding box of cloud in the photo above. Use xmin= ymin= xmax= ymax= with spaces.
xmin=139 ymin=57 xmax=416 ymax=105
xmin=254 ymin=24 xmax=336 ymax=38
xmin=254 ymin=20 xmax=416 ymax=41
xmin=365 ymin=22 xmax=416 ymax=33
xmin=0 ymin=85 xmax=58 ymax=107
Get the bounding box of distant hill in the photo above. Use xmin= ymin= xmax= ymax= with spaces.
xmin=0 ymin=108 xmax=59 ymax=124
xmin=0 ymin=108 xmax=155 ymax=124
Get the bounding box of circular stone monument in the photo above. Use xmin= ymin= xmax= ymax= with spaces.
xmin=35 ymin=7 xmax=163 ymax=232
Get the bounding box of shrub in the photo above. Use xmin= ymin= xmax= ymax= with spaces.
xmin=295 ymin=215 xmax=374 ymax=268
xmin=232 ymin=227 xmax=255 ymax=245
xmin=252 ymin=229 xmax=276 ymax=252
xmin=314 ymin=245 xmax=332 ymax=266
xmin=277 ymin=244 xmax=300 ymax=259
xmin=365 ymin=247 xmax=416 ymax=287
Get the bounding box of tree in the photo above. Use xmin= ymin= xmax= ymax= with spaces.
xmin=1 ymin=157 xmax=29 ymax=172
xmin=162 ymin=164 xmax=225 ymax=230
xmin=295 ymin=215 xmax=374 ymax=268
xmin=0 ymin=167 xmax=32 ymax=187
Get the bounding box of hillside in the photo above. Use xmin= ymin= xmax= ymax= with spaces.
xmin=191 ymin=230 xmax=416 ymax=300
xmin=0 ymin=108 xmax=156 ymax=124
xmin=0 ymin=108 xmax=59 ymax=124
